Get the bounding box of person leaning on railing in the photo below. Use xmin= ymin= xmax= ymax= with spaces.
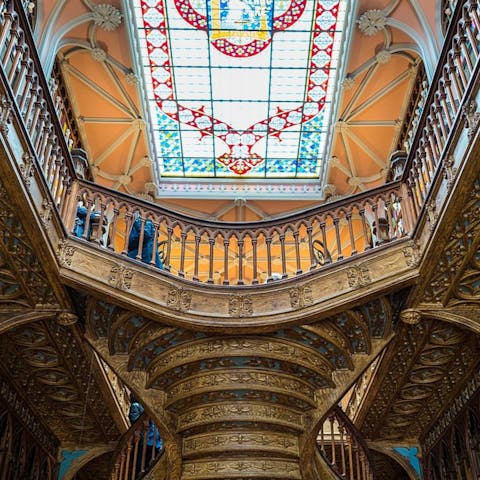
xmin=127 ymin=217 xmax=164 ymax=269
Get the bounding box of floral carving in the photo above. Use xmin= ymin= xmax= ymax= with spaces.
xmin=91 ymin=3 xmax=122 ymax=31
xmin=357 ymin=9 xmax=387 ymax=36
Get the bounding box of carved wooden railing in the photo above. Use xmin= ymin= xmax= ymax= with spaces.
xmin=69 ymin=179 xmax=408 ymax=285
xmin=0 ymin=0 xmax=76 ymax=215
xmin=343 ymin=355 xmax=382 ymax=423
xmin=111 ymin=412 xmax=164 ymax=480
xmin=403 ymin=0 xmax=480 ymax=222
xmin=422 ymin=373 xmax=480 ymax=480
xmin=0 ymin=0 xmax=479 ymax=285
xmin=317 ymin=405 xmax=374 ymax=480
xmin=0 ymin=404 xmax=57 ymax=479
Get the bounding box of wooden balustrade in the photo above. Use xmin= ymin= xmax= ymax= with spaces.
xmin=0 ymin=405 xmax=57 ymax=479
xmin=111 ymin=412 xmax=163 ymax=480
xmin=71 ymin=179 xmax=407 ymax=285
xmin=0 ymin=0 xmax=75 ymax=215
xmin=318 ymin=406 xmax=374 ymax=480
xmin=403 ymin=0 xmax=480 ymax=216
xmin=0 ymin=0 xmax=478 ymax=286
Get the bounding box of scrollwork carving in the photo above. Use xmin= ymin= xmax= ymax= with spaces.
xmin=229 ymin=294 xmax=252 ymax=317
xmin=183 ymin=431 xmax=298 ymax=455
xmin=0 ymin=95 xmax=12 ymax=135
xmin=402 ymin=240 xmax=421 ymax=268
xmin=19 ymin=153 xmax=35 ymax=188
xmin=463 ymin=100 xmax=480 ymax=139
xmin=443 ymin=155 xmax=458 ymax=190
xmin=289 ymin=283 xmax=313 ymax=309
xmin=57 ymin=239 xmax=76 ymax=267
xmin=426 ymin=199 xmax=439 ymax=231
xmin=167 ymin=286 xmax=192 ymax=312
xmin=167 ymin=371 xmax=315 ymax=401
xmin=109 ymin=264 xmax=134 ymax=290
xmin=40 ymin=198 xmax=53 ymax=228
xmin=347 ymin=265 xmax=371 ymax=288
xmin=179 ymin=403 xmax=303 ymax=430
xmin=182 ymin=459 xmax=300 ymax=478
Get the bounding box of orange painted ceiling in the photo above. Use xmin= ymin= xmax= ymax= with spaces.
xmin=34 ymin=0 xmax=443 ymax=221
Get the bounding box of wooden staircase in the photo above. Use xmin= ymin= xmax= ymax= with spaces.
xmin=86 ymin=295 xmax=395 ymax=480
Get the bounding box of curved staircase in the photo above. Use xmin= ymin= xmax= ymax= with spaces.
xmin=87 ymin=296 xmax=395 ymax=479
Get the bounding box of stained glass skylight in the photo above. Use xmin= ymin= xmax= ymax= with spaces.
xmin=133 ymin=0 xmax=348 ymax=179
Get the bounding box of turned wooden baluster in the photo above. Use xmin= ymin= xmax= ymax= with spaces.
xmin=107 ymin=206 xmax=120 ymax=250
xmin=279 ymin=233 xmax=287 ymax=279
xmin=193 ymin=232 xmax=201 ymax=281
xmin=333 ymin=216 xmax=343 ymax=260
xmin=346 ymin=211 xmax=357 ymax=256
xmin=251 ymin=235 xmax=258 ymax=284
xmin=330 ymin=416 xmax=336 ymax=467
xmin=163 ymin=225 xmax=172 ymax=272
xmin=178 ymin=230 xmax=187 ymax=278
xmin=207 ymin=236 xmax=215 ymax=284
xmin=0 ymin=6 xmax=14 ymax=51
xmin=339 ymin=425 xmax=347 ymax=477
xmin=265 ymin=234 xmax=273 ymax=281
xmin=7 ymin=33 xmax=23 ymax=82
xmin=223 ymin=236 xmax=230 ymax=285
xmin=293 ymin=229 xmax=302 ymax=275
xmin=308 ymin=225 xmax=316 ymax=270
xmin=237 ymin=235 xmax=244 ymax=285
xmin=135 ymin=217 xmax=146 ymax=261
xmin=150 ymin=221 xmax=160 ymax=266
xmin=320 ymin=220 xmax=330 ymax=263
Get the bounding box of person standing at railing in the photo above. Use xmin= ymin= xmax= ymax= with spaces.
xmin=128 ymin=393 xmax=163 ymax=477
xmin=127 ymin=217 xmax=164 ymax=269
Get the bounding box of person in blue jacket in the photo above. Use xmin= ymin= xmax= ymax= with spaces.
xmin=127 ymin=217 xmax=163 ymax=269
xmin=128 ymin=394 xmax=163 ymax=477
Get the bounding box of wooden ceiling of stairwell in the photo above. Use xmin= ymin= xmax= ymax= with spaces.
xmin=33 ymin=0 xmax=441 ymax=220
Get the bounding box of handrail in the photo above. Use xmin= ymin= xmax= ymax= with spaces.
xmin=0 ymin=0 xmax=479 ymax=285
xmin=71 ymin=178 xmax=407 ymax=285
xmin=110 ymin=412 xmax=164 ymax=480
xmin=317 ymin=405 xmax=374 ymax=480
xmin=0 ymin=0 xmax=76 ymax=214
xmin=401 ymin=0 xmax=480 ymax=220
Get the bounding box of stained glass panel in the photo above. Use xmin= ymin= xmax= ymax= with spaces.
xmin=133 ymin=0 xmax=347 ymax=178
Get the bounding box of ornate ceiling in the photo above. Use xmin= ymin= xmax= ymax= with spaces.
xmin=34 ymin=0 xmax=443 ymax=218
